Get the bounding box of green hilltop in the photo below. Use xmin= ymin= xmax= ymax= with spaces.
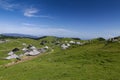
xmin=0 ymin=36 xmax=120 ymax=80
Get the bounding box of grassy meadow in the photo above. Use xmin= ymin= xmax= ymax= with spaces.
xmin=0 ymin=37 xmax=120 ymax=80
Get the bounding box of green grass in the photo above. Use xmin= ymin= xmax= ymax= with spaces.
xmin=0 ymin=37 xmax=120 ymax=80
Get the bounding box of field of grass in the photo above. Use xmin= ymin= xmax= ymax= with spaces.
xmin=0 ymin=37 xmax=120 ymax=80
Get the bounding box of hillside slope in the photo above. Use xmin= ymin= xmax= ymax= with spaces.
xmin=0 ymin=40 xmax=120 ymax=80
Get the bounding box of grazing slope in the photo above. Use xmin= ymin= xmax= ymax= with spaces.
xmin=0 ymin=37 xmax=120 ymax=80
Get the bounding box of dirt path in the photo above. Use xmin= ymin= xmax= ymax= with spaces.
xmin=4 ymin=49 xmax=53 ymax=67
xmin=4 ymin=55 xmax=39 ymax=67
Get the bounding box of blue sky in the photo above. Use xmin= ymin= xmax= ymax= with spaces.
xmin=0 ymin=0 xmax=120 ymax=39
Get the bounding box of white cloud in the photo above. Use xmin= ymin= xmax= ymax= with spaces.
xmin=0 ymin=0 xmax=18 ymax=11
xmin=22 ymin=23 xmax=36 ymax=26
xmin=0 ymin=0 xmax=51 ymax=18
xmin=23 ymin=7 xmax=52 ymax=18
xmin=24 ymin=7 xmax=39 ymax=17
xmin=22 ymin=23 xmax=50 ymax=28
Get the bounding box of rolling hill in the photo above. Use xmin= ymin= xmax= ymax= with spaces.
xmin=0 ymin=36 xmax=119 ymax=80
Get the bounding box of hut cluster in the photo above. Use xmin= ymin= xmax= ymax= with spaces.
xmin=108 ymin=36 xmax=120 ymax=42
xmin=0 ymin=39 xmax=9 ymax=43
xmin=5 ymin=40 xmax=86 ymax=60
xmin=5 ymin=44 xmax=49 ymax=60
xmin=61 ymin=40 xmax=86 ymax=49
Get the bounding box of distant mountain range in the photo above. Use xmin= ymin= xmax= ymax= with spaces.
xmin=0 ymin=33 xmax=81 ymax=40
xmin=1 ymin=33 xmax=39 ymax=38
xmin=2 ymin=33 xmax=117 ymax=40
